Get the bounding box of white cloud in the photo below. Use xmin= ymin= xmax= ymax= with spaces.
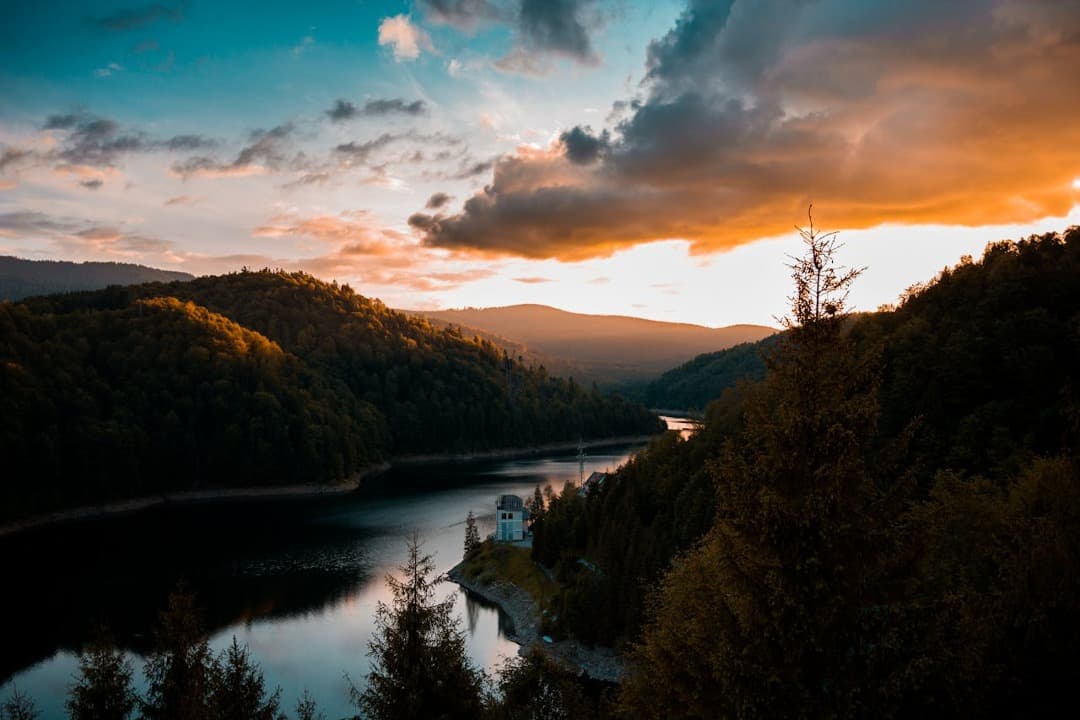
xmin=378 ymin=15 xmax=433 ymax=61
xmin=94 ymin=62 xmax=123 ymax=78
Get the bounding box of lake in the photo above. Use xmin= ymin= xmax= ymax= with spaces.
xmin=0 ymin=419 xmax=693 ymax=719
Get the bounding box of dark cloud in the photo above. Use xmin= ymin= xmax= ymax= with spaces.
xmin=426 ymin=192 xmax=453 ymax=209
xmin=0 ymin=211 xmax=171 ymax=257
xmin=88 ymin=3 xmax=185 ymax=31
xmin=173 ymin=123 xmax=302 ymax=177
xmin=80 ymin=179 xmax=104 ymax=190
xmin=36 ymin=112 xmax=218 ymax=169
xmin=560 ymin=125 xmax=608 ymax=164
xmin=0 ymin=211 xmax=81 ymax=236
xmin=419 ymin=0 xmax=504 ymax=30
xmin=326 ymin=98 xmax=429 ymax=122
xmin=517 ymin=0 xmax=599 ymax=63
xmin=423 ymin=0 xmax=603 ymax=72
xmin=161 ymin=134 xmax=218 ymax=151
xmin=414 ymin=0 xmax=1080 ymax=259
xmin=334 ymin=131 xmax=461 ymax=166
xmin=0 ymin=147 xmax=33 ymax=173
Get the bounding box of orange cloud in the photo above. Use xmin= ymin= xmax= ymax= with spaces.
xmin=413 ymin=0 xmax=1080 ymax=260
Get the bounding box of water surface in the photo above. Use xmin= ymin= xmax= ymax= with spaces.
xmin=0 ymin=431 xmax=678 ymax=719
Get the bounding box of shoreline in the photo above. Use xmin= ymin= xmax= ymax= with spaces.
xmin=446 ymin=559 xmax=624 ymax=683
xmin=0 ymin=462 xmax=392 ymax=540
xmin=390 ymin=434 xmax=654 ymax=467
xmin=0 ymin=433 xmax=658 ymax=539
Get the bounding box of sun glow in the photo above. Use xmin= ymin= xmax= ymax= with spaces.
xmin=1072 ymin=177 xmax=1080 ymax=191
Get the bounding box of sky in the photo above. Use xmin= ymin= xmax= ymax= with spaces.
xmin=1 ymin=0 xmax=1079 ymax=327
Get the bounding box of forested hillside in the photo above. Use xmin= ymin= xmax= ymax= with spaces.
xmin=531 ymin=228 xmax=1080 ymax=717
xmin=626 ymin=337 xmax=774 ymax=411
xmin=0 ymin=271 xmax=660 ymax=523
xmin=0 ymin=256 xmax=193 ymax=301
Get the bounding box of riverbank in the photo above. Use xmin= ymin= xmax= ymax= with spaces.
xmin=446 ymin=549 xmax=625 ymax=683
xmin=0 ymin=462 xmax=391 ymax=539
xmin=0 ymin=433 xmax=660 ymax=539
xmin=391 ymin=434 xmax=655 ymax=467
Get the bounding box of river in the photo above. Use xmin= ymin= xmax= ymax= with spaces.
xmin=0 ymin=418 xmax=695 ymax=719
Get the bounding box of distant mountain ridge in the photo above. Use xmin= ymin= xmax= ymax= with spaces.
xmin=404 ymin=304 xmax=776 ymax=385
xmin=0 ymin=256 xmax=193 ymax=301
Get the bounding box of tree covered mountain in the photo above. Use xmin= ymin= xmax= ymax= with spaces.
xmin=0 ymin=256 xmax=193 ymax=301
xmin=0 ymin=271 xmax=660 ymax=523
xmin=531 ymin=227 xmax=1080 ymax=717
xmin=624 ymin=336 xmax=776 ymax=411
xmin=406 ymin=304 xmax=775 ymax=386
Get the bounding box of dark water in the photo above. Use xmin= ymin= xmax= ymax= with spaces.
xmin=0 ymin=426 xmax=688 ymax=719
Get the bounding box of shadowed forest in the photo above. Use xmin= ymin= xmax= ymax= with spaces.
xmin=530 ymin=226 xmax=1080 ymax=717
xmin=0 ymin=271 xmax=660 ymax=523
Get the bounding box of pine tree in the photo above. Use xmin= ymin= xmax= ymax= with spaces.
xmin=293 ymin=690 xmax=323 ymax=720
xmin=464 ymin=511 xmax=480 ymax=558
xmin=140 ymin=589 xmax=214 ymax=720
xmin=623 ymin=209 xmax=907 ymax=718
xmin=354 ymin=534 xmax=486 ymax=720
xmin=208 ymin=637 xmax=282 ymax=720
xmin=67 ymin=631 xmax=137 ymax=720
xmin=0 ymin=687 xmax=38 ymax=720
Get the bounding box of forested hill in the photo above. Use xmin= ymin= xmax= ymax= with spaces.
xmin=531 ymin=228 xmax=1080 ymax=717
xmin=626 ymin=336 xmax=776 ymax=411
xmin=0 ymin=256 xmax=193 ymax=301
xmin=407 ymin=304 xmax=776 ymax=385
xmin=0 ymin=271 xmax=661 ymax=523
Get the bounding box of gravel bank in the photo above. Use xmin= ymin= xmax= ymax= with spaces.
xmin=446 ymin=560 xmax=625 ymax=683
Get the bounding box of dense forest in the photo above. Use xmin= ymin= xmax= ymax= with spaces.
xmin=0 ymin=271 xmax=660 ymax=523
xmin=625 ymin=337 xmax=773 ymax=411
xmin=532 ymin=227 xmax=1080 ymax=717
xmin=0 ymin=256 xmax=193 ymax=301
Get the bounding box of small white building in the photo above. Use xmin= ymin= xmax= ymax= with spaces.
xmin=496 ymin=494 xmax=528 ymax=541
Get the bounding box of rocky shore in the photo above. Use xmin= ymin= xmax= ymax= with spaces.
xmin=446 ymin=559 xmax=625 ymax=683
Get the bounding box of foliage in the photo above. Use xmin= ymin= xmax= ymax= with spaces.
xmin=485 ymin=650 xmax=614 ymax=720
xmin=0 ymin=688 xmax=38 ymax=720
xmin=67 ymin=631 xmax=137 ymax=720
xmin=464 ymin=511 xmax=481 ymax=559
xmin=629 ymin=338 xmax=773 ymax=411
xmin=140 ymin=590 xmax=215 ymax=720
xmin=208 ymin=637 xmax=283 ymax=720
xmin=462 ymin=539 xmax=558 ymax=609
xmin=355 ymin=535 xmax=487 ymax=720
xmin=0 ymin=270 xmax=660 ymax=522
xmin=293 ymin=690 xmax=323 ymax=720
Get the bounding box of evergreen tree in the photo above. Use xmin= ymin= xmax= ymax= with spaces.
xmin=354 ymin=534 xmax=486 ymax=720
xmin=140 ymin=589 xmax=214 ymax=720
xmin=208 ymin=637 xmax=282 ymax=720
xmin=486 ymin=649 xmax=602 ymax=720
xmin=623 ymin=210 xmax=907 ymax=718
xmin=464 ymin=511 xmax=481 ymax=558
xmin=527 ymin=486 xmax=545 ymax=530
xmin=0 ymin=688 xmax=38 ymax=720
xmin=67 ymin=631 xmax=137 ymax=720
xmin=293 ymin=690 xmax=323 ymax=720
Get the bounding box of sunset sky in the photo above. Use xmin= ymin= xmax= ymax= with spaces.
xmin=2 ymin=0 xmax=1079 ymax=326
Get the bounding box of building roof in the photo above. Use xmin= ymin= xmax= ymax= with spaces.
xmin=497 ymin=494 xmax=524 ymax=511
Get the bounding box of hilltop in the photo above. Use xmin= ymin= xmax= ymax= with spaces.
xmin=0 ymin=271 xmax=660 ymax=523
xmin=405 ymin=304 xmax=775 ymax=386
xmin=0 ymin=255 xmax=193 ymax=301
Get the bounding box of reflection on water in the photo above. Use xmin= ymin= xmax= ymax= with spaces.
xmin=0 ymin=426 xmax=684 ymax=719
